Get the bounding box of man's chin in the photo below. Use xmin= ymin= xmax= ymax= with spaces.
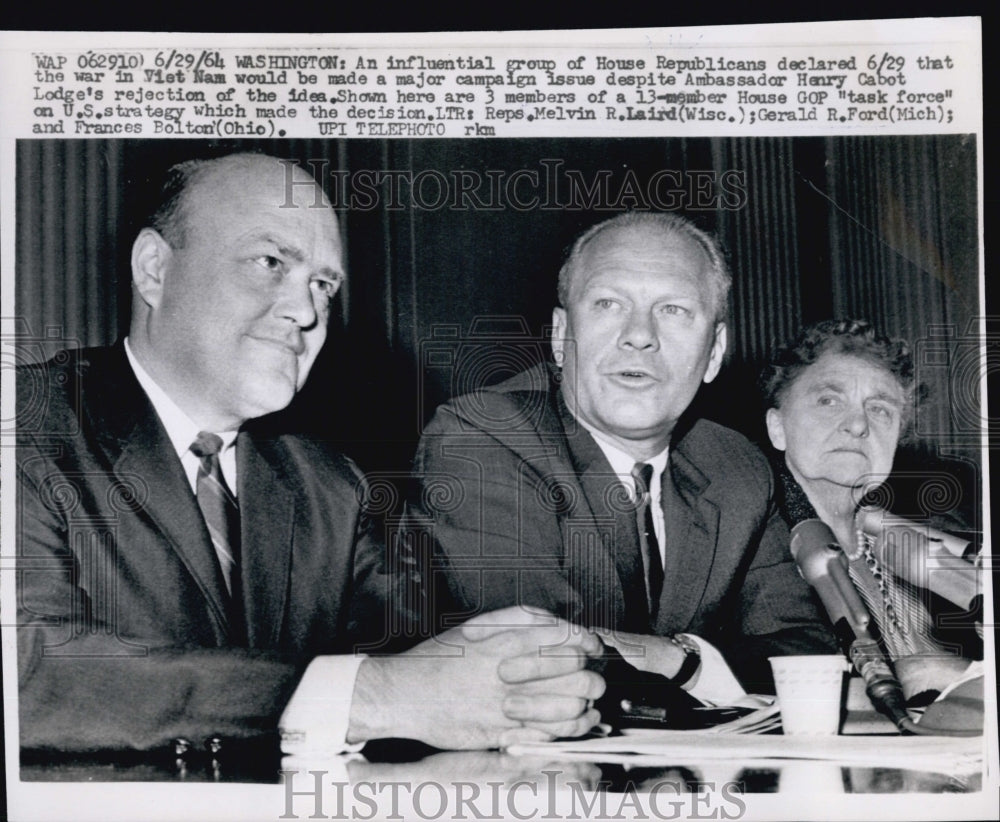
xmin=600 ymin=414 xmax=676 ymax=443
xmin=242 ymin=377 xmax=298 ymax=419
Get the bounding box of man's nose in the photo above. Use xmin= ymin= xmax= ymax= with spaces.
xmin=619 ymin=310 xmax=658 ymax=350
xmin=276 ymin=272 xmax=318 ymax=328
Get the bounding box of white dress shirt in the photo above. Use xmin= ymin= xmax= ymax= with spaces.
xmin=124 ymin=338 xmax=364 ymax=755
xmin=578 ymin=421 xmax=669 ymax=561
xmin=125 ymin=338 xmax=238 ymax=493
xmin=575 ymin=417 xmax=747 ymax=703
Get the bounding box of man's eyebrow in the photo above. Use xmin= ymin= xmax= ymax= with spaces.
xmin=275 ymin=242 xmax=304 ymax=263
xmin=579 ymin=282 xmax=702 ymax=300
xmin=315 ymin=264 xmax=344 ymax=282
xmin=277 ymin=243 xmax=344 ymax=281
xmin=254 ymin=233 xmax=344 ymax=280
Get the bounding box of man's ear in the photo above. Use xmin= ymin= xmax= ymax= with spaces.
xmin=130 ymin=228 xmax=173 ymax=309
xmin=551 ymin=306 xmax=567 ymax=365
xmin=765 ymin=407 xmax=787 ymax=451
xmin=702 ymin=322 xmax=728 ymax=384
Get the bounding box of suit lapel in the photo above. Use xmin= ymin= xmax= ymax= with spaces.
xmin=556 ymin=391 xmax=649 ymax=631
xmin=655 ymin=440 xmax=720 ymax=634
xmin=237 ymin=433 xmax=294 ymax=648
xmin=85 ymin=345 xmax=232 ymax=636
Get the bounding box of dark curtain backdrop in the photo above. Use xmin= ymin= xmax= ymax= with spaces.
xmin=14 ymin=137 xmax=980 ymax=499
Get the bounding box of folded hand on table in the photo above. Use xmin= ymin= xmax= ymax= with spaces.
xmin=347 ymin=607 xmax=606 ymax=750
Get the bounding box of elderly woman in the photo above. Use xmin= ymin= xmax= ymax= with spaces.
xmin=760 ymin=319 xmax=979 ymax=704
xmin=761 ymin=318 xmax=916 ymax=548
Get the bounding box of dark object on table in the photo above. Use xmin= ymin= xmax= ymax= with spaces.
xmin=590 ymin=646 xmax=754 ymax=730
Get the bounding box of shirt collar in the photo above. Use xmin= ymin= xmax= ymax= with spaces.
xmin=124 ymin=337 xmax=238 ymax=459
xmin=574 ymin=415 xmax=669 ymax=482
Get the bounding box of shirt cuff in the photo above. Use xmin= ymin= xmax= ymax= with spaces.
xmin=680 ymin=634 xmax=748 ymax=705
xmin=279 ymin=655 xmax=366 ymax=757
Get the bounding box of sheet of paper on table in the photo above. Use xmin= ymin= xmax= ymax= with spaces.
xmin=505 ymin=731 xmax=984 ymax=773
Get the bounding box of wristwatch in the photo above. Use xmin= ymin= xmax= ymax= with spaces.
xmin=666 ymin=634 xmax=702 ymax=687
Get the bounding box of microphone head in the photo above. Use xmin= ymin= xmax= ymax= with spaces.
xmin=855 ymin=505 xmax=972 ymax=559
xmin=855 ymin=505 xmax=980 ymax=610
xmin=790 ymin=519 xmax=872 ymax=643
xmin=789 ymin=519 xmax=840 ymax=567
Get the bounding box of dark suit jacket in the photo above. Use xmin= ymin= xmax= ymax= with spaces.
xmin=16 ymin=345 xmax=410 ymax=752
xmin=412 ymin=363 xmax=835 ymax=690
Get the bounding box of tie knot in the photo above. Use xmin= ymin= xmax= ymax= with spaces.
xmin=631 ymin=462 xmax=654 ymax=497
xmin=190 ymin=431 xmax=225 ymax=459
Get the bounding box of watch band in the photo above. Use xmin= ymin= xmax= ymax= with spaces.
xmin=665 ymin=634 xmax=701 ymax=686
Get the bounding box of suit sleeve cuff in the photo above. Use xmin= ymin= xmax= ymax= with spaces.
xmin=680 ymin=634 xmax=748 ymax=704
xmin=279 ymin=655 xmax=366 ymax=756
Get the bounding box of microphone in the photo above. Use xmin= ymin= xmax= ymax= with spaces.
xmin=789 ymin=519 xmax=870 ymax=648
xmin=790 ymin=519 xmax=909 ymax=730
xmin=854 ymin=507 xmax=981 ymax=612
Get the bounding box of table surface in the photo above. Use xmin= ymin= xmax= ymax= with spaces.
xmin=19 ymin=730 xmax=984 ymax=795
xmin=17 ymin=681 xmax=986 ymax=795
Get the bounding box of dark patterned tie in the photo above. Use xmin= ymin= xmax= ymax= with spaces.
xmin=631 ymin=462 xmax=664 ymax=618
xmin=190 ymin=432 xmax=241 ymax=608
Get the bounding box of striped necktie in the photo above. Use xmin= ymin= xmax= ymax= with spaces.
xmin=631 ymin=462 xmax=664 ymax=619
xmin=190 ymin=432 xmax=241 ymax=605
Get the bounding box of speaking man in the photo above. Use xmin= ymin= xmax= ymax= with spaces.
xmin=15 ymin=153 xmax=603 ymax=756
xmin=412 ymin=212 xmax=835 ymax=695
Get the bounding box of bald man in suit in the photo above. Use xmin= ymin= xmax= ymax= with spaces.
xmin=15 ymin=153 xmax=603 ymax=755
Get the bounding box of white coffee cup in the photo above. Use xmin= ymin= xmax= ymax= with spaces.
xmin=769 ymin=655 xmax=849 ymax=735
